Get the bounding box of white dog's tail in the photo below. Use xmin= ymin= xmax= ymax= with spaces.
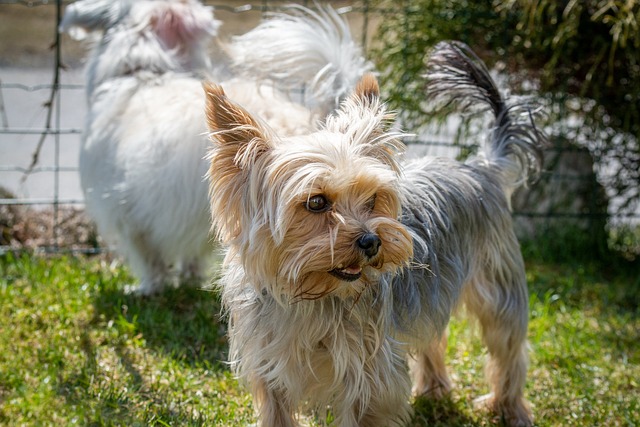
xmin=60 ymin=0 xmax=221 ymax=96
xmin=229 ymin=4 xmax=373 ymax=114
xmin=424 ymin=41 xmax=545 ymax=192
xmin=60 ymin=0 xmax=220 ymax=44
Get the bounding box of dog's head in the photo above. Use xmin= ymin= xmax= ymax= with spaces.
xmin=60 ymin=0 xmax=220 ymax=95
xmin=204 ymin=74 xmax=413 ymax=301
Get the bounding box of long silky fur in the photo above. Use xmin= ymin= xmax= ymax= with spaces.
xmin=207 ymin=75 xmax=415 ymax=426
xmin=223 ymin=265 xmax=412 ymax=426
xmin=390 ymin=41 xmax=543 ymax=426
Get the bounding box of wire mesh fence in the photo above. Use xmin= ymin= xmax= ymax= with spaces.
xmin=0 ymin=0 xmax=638 ymax=256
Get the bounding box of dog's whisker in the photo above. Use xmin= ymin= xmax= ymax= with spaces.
xmin=408 ymin=261 xmax=433 ymax=272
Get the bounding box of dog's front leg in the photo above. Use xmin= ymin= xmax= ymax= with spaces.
xmin=331 ymin=347 xmax=413 ymax=427
xmin=252 ymin=378 xmax=298 ymax=427
xmin=409 ymin=332 xmax=453 ymax=399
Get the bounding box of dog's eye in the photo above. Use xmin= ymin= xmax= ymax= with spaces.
xmin=365 ymin=194 xmax=376 ymax=212
xmin=306 ymin=195 xmax=330 ymax=212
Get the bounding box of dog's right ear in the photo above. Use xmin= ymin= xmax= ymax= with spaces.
xmin=203 ymin=82 xmax=272 ymax=241
xmin=203 ymin=82 xmax=272 ymax=170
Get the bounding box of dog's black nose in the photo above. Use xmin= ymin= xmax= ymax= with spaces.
xmin=357 ymin=233 xmax=381 ymax=258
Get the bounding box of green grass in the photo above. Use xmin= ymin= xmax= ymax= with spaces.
xmin=0 ymin=253 xmax=638 ymax=426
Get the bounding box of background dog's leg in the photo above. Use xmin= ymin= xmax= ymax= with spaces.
xmin=124 ymin=231 xmax=168 ymax=295
xmin=178 ymin=238 xmax=214 ymax=287
xmin=177 ymin=257 xmax=203 ymax=286
xmin=463 ymin=242 xmax=532 ymax=427
xmin=409 ymin=333 xmax=452 ymax=399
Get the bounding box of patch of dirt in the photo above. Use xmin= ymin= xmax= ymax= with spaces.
xmin=1 ymin=186 xmax=100 ymax=252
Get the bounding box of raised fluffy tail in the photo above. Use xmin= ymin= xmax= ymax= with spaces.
xmin=229 ymin=4 xmax=373 ymax=114
xmin=60 ymin=0 xmax=221 ymax=97
xmin=424 ymin=41 xmax=545 ymax=190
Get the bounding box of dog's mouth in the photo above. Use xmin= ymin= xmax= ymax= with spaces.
xmin=329 ymin=264 xmax=362 ymax=282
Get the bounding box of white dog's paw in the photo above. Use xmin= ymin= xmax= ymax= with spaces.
xmin=123 ymin=279 xmax=165 ymax=296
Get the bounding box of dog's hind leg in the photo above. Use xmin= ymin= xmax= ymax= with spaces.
xmin=177 ymin=258 xmax=204 ymax=287
xmin=123 ymin=231 xmax=169 ymax=295
xmin=409 ymin=332 xmax=452 ymax=399
xmin=463 ymin=236 xmax=532 ymax=427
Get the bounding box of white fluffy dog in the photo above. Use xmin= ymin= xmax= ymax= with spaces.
xmin=61 ymin=0 xmax=362 ymax=294
xmin=61 ymin=0 xmax=222 ymax=294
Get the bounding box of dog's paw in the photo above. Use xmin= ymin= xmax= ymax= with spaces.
xmin=123 ymin=280 xmax=166 ymax=297
xmin=474 ymin=393 xmax=533 ymax=427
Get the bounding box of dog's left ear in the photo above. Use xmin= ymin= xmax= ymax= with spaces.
xmin=327 ymin=73 xmax=404 ymax=172
xmin=338 ymin=73 xmax=397 ymax=137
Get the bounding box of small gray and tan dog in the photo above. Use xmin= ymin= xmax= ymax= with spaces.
xmin=205 ymin=9 xmax=543 ymax=426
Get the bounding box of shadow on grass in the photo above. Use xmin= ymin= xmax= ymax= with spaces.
xmin=92 ymin=283 xmax=229 ymax=370
xmin=51 ymin=283 xmax=229 ymax=426
xmin=56 ymin=329 xmax=214 ymax=426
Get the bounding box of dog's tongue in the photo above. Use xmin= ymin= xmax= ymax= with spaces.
xmin=341 ymin=264 xmax=362 ymax=274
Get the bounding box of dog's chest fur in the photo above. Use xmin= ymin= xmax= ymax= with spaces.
xmin=222 ymin=262 xmax=411 ymax=409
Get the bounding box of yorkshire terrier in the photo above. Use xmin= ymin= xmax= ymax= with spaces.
xmin=205 ymin=14 xmax=542 ymax=427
